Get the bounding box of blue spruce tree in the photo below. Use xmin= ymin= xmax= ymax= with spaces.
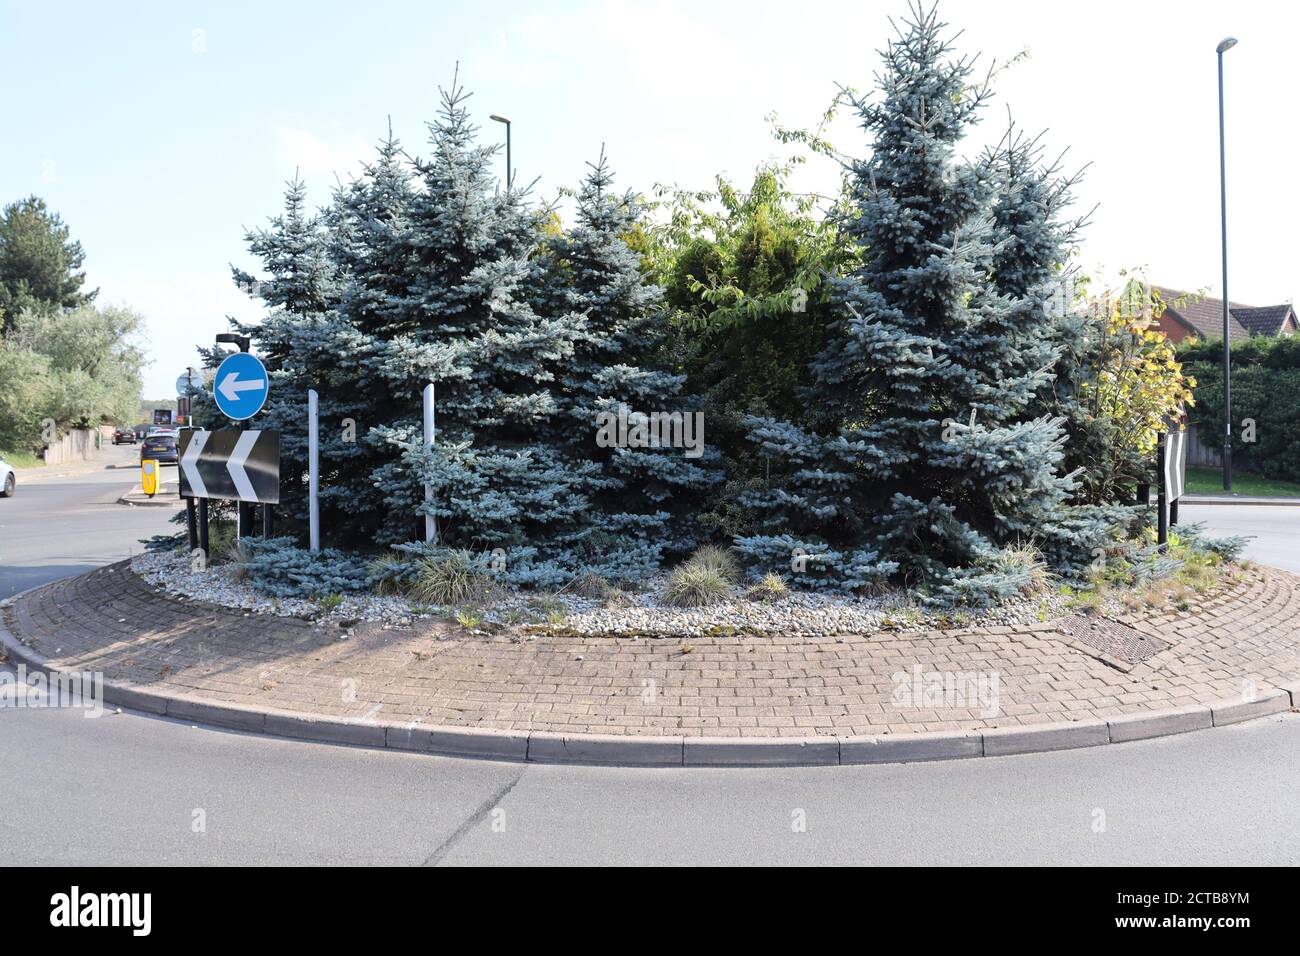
xmin=218 ymin=174 xmax=338 ymax=529
xmin=737 ymin=5 xmax=1087 ymax=603
xmin=535 ymin=149 xmax=721 ymax=576
xmin=367 ymin=78 xmax=600 ymax=584
xmin=985 ymin=125 xmax=1133 ymax=567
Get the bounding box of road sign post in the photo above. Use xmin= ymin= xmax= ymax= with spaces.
xmin=211 ymin=351 xmax=269 ymax=538
xmin=308 ymin=389 xmax=320 ymax=552
xmin=1157 ymin=423 xmax=1188 ymax=550
xmin=423 ymin=383 xmax=438 ymax=545
xmin=198 ymin=498 xmax=210 ymax=559
xmin=185 ymin=498 xmax=198 ymax=553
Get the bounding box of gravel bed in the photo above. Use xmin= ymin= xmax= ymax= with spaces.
xmin=131 ymin=550 xmax=1068 ymax=637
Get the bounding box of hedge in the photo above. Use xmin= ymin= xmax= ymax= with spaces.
xmin=1177 ymin=336 xmax=1300 ymax=482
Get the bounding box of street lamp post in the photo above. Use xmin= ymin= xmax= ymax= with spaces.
xmin=490 ymin=114 xmax=512 ymax=191
xmin=1217 ymin=36 xmax=1237 ymax=492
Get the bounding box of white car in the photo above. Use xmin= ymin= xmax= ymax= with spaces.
xmin=0 ymin=454 xmax=14 ymax=498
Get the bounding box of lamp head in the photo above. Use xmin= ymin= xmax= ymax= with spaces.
xmin=1217 ymin=37 xmax=1238 ymax=54
xmin=489 ymin=114 xmax=511 ymax=125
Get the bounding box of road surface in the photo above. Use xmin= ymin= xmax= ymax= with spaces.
xmin=1179 ymin=502 xmax=1300 ymax=573
xmin=2 ymin=452 xmax=1298 ymax=865
xmin=0 ymin=444 xmax=179 ymax=599
xmin=3 ymin=701 xmax=1297 ymax=865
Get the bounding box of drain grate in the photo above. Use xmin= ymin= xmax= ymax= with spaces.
xmin=1060 ymin=615 xmax=1170 ymax=670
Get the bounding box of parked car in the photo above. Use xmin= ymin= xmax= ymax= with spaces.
xmin=0 ymin=454 xmax=14 ymax=498
xmin=113 ymin=427 xmax=137 ymax=445
xmin=140 ymin=434 xmax=179 ymax=464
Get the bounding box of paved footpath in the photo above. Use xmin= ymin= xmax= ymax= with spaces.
xmin=3 ymin=559 xmax=1299 ymax=765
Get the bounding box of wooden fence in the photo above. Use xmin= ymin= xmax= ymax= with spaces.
xmin=1185 ymin=423 xmax=1222 ymax=468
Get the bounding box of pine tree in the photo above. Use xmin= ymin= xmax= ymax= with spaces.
xmin=0 ymin=196 xmax=98 ymax=330
xmin=212 ymin=175 xmax=340 ymax=530
xmin=307 ymin=129 xmax=420 ymax=544
xmin=736 ymin=6 xmax=1085 ymax=602
xmin=985 ymin=126 xmax=1133 ymax=566
xmin=360 ymin=78 xmax=599 ymax=583
xmin=535 ymin=148 xmax=721 ymax=575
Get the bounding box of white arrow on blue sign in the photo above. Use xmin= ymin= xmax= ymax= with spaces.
xmin=213 ymin=352 xmax=269 ymax=421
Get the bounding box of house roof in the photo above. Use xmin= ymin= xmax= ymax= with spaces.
xmin=1231 ymin=304 xmax=1296 ymax=337
xmin=1152 ymin=285 xmax=1293 ymax=342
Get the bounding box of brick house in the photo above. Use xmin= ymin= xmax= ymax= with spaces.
xmin=1153 ymin=285 xmax=1299 ymax=343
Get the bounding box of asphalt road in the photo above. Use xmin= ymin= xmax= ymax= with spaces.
xmin=2 ymin=450 xmax=1299 ymax=865
xmin=0 ymin=444 xmax=180 ymax=599
xmin=3 ymin=703 xmax=1298 ymax=865
xmin=1178 ymin=503 xmax=1300 ymax=573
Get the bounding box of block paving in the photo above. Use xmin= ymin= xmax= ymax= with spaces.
xmin=5 ymin=561 xmax=1299 ymax=738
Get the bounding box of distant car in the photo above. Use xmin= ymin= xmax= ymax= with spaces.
xmin=113 ymin=427 xmax=137 ymax=445
xmin=140 ymin=434 xmax=179 ymax=464
xmin=0 ymin=455 xmax=14 ymax=498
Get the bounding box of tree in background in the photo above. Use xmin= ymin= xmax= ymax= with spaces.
xmin=735 ymin=6 xmax=1091 ymax=602
xmin=0 ymin=196 xmax=97 ymax=330
xmin=0 ymin=304 xmax=145 ymax=452
xmin=0 ymin=342 xmax=51 ymax=453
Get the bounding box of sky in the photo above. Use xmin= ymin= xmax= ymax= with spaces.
xmin=2 ymin=0 xmax=1296 ymax=398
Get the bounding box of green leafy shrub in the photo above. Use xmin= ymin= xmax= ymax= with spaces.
xmin=454 ymin=608 xmax=483 ymax=629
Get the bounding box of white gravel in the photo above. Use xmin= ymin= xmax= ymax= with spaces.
xmin=131 ymin=549 xmax=1067 ymax=637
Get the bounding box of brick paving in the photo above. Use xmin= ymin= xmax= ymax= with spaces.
xmin=4 ymin=561 xmax=1299 ymax=738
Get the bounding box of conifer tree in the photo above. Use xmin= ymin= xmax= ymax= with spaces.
xmin=214 ymin=175 xmax=339 ymax=528
xmin=367 ymin=78 xmax=598 ymax=582
xmin=737 ymin=5 xmax=1089 ymax=602
xmin=536 ymin=149 xmax=720 ymax=573
xmin=985 ymin=127 xmax=1133 ymax=560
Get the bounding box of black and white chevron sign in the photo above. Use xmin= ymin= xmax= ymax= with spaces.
xmin=178 ymin=429 xmax=280 ymax=504
xmin=1162 ymin=428 xmax=1187 ymax=503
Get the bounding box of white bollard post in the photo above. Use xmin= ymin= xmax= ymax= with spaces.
xmin=423 ymin=383 xmax=438 ymax=545
xmin=308 ymin=388 xmax=320 ymax=552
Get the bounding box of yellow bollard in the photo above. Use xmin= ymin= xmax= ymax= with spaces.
xmin=141 ymin=459 xmax=159 ymax=498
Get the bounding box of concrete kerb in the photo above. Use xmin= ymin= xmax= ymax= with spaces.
xmin=1 ymin=580 xmax=1296 ymax=769
xmin=1209 ymin=689 xmax=1293 ymax=726
xmin=116 ymin=484 xmax=181 ymax=508
xmin=1181 ymin=495 xmax=1300 ymax=507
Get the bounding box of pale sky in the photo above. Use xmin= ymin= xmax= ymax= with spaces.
xmin=2 ymin=0 xmax=1294 ymax=397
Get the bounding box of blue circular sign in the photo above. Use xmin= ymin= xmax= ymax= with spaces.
xmin=213 ymin=352 xmax=269 ymax=421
